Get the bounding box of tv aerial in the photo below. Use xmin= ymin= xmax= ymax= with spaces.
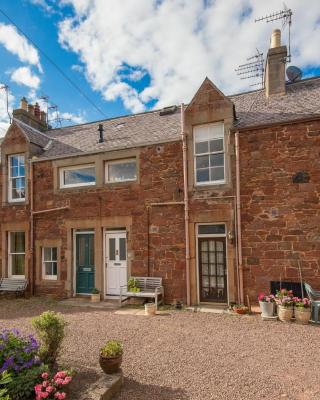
xmin=235 ymin=49 xmax=264 ymax=88
xmin=255 ymin=3 xmax=293 ymax=63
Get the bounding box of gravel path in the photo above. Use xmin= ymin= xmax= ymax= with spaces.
xmin=1 ymin=298 xmax=319 ymax=400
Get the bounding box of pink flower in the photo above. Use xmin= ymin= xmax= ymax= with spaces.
xmin=35 ymin=384 xmax=43 ymax=393
xmin=46 ymin=385 xmax=55 ymax=393
xmin=54 ymin=371 xmax=66 ymax=380
xmin=258 ymin=292 xmax=265 ymax=301
xmin=54 ymin=378 xmax=64 ymax=386
xmin=40 ymin=392 xmax=49 ymax=399
xmin=54 ymin=392 xmax=66 ymax=400
xmin=41 ymin=372 xmax=49 ymax=380
xmin=62 ymin=376 xmax=72 ymax=385
xmin=42 ymin=380 xmax=49 ymax=388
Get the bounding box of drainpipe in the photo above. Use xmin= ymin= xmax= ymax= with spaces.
xmin=235 ymin=131 xmax=244 ymax=304
xmin=29 ymin=160 xmax=34 ymax=295
xmin=181 ymin=103 xmax=191 ymax=306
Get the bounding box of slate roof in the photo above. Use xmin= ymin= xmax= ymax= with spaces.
xmin=10 ymin=76 xmax=320 ymax=161
xmin=230 ymin=77 xmax=320 ymax=129
xmin=13 ymin=119 xmax=51 ymax=148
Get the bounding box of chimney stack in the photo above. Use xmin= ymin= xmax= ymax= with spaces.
xmin=13 ymin=97 xmax=48 ymax=132
xmin=265 ymin=29 xmax=287 ymax=97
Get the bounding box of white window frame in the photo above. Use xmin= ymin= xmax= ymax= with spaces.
xmin=59 ymin=164 xmax=96 ymax=189
xmin=8 ymin=231 xmax=25 ymax=279
xmin=193 ymin=122 xmax=225 ymax=186
xmin=8 ymin=154 xmax=26 ymax=203
xmin=42 ymin=247 xmax=58 ymax=280
xmin=105 ymin=158 xmax=137 ymax=183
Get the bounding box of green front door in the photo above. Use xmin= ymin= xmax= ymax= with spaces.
xmin=76 ymin=233 xmax=95 ymax=294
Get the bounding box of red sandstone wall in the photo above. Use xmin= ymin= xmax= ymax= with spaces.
xmin=240 ymin=121 xmax=320 ymax=299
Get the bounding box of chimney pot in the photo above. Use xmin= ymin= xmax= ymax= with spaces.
xmin=34 ymin=102 xmax=41 ymax=119
xmin=40 ymin=110 xmax=47 ymax=123
xmin=27 ymin=104 xmax=34 ymax=115
xmin=270 ymin=29 xmax=281 ymax=49
xmin=20 ymin=97 xmax=28 ymax=111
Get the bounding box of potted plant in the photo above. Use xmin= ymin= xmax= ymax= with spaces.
xmin=127 ymin=278 xmax=141 ymax=293
xmin=294 ymin=297 xmax=311 ymax=324
xmin=99 ymin=340 xmax=123 ymax=374
xmin=258 ymin=292 xmax=276 ymax=318
xmin=232 ymin=304 xmax=249 ymax=315
xmin=91 ymin=288 xmax=100 ymax=303
xmin=275 ymin=289 xmax=294 ymax=322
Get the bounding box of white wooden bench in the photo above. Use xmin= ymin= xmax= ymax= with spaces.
xmin=0 ymin=278 xmax=28 ymax=297
xmin=120 ymin=277 xmax=164 ymax=308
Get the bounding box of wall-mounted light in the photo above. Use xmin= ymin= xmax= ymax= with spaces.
xmin=227 ymin=231 xmax=234 ymax=243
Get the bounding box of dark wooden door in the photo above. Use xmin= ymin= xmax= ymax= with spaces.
xmin=76 ymin=233 xmax=95 ymax=294
xmin=199 ymin=237 xmax=227 ymax=302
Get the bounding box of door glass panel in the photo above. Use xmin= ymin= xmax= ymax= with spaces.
xmin=210 ymin=276 xmax=216 ymax=287
xmin=216 ymin=252 xmax=224 ymax=264
xmin=88 ymin=236 xmax=94 ymax=266
xmin=11 ymin=254 xmax=25 ymax=275
xmin=209 ymin=252 xmax=215 ymax=263
xmin=217 ymin=264 xmax=225 ymax=276
xmin=119 ymin=238 xmax=126 ymax=261
xmin=201 ymin=252 xmax=208 ymax=263
xmin=78 ymin=237 xmax=86 ymax=265
xmin=201 ymin=241 xmax=208 ymax=251
xmin=217 ymin=277 xmax=225 ymax=288
xmin=109 ymin=238 xmax=116 ymax=260
xmin=10 ymin=232 xmax=25 ymax=253
xmin=202 ymin=276 xmax=209 ymax=287
xmin=202 ymin=264 xmax=209 ymax=275
xmin=209 ymin=264 xmax=216 ymax=275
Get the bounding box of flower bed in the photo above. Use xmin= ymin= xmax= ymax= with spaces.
xmin=0 ymin=312 xmax=73 ymax=400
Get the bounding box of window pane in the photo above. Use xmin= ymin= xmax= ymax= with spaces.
xmin=210 ymin=167 xmax=224 ymax=181
xmin=109 ymin=238 xmax=116 ymax=260
xmin=63 ymin=166 xmax=95 ymax=186
xmin=11 ymin=178 xmax=25 ymax=199
xmin=10 ymin=232 xmax=25 ymax=253
xmin=210 ymin=139 xmax=223 ymax=152
xmin=198 ymin=225 xmax=226 ymax=235
xmin=196 ymin=155 xmax=209 ymax=169
xmin=210 ymin=154 xmax=224 ymax=167
xmin=196 ymin=168 xmax=209 ymax=183
xmin=195 ymin=141 xmax=208 ymax=155
xmin=43 ymin=247 xmax=51 ymax=261
xmin=11 ymin=254 xmax=25 ymax=275
xmin=119 ymin=238 xmax=126 ymax=261
xmin=52 ymin=247 xmax=57 ymax=261
xmin=108 ymin=161 xmax=137 ymax=182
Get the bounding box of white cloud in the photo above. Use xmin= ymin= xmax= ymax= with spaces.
xmin=29 ymin=0 xmax=53 ymax=13
xmin=0 ymin=23 xmax=42 ymax=71
xmin=11 ymin=66 xmax=41 ymax=89
xmin=0 ymin=85 xmax=14 ymax=137
xmin=58 ymin=0 xmax=320 ymax=112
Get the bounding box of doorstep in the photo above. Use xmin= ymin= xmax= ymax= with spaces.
xmin=187 ymin=303 xmax=229 ymax=314
xmin=59 ymin=297 xmax=119 ymax=310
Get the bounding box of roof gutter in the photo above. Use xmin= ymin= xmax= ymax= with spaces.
xmin=181 ymin=103 xmax=191 ymax=306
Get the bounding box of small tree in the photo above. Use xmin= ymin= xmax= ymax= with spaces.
xmin=32 ymin=311 xmax=66 ymax=366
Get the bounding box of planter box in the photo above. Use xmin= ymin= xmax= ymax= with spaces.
xmin=278 ymin=305 xmax=293 ymax=322
xmin=259 ymin=301 xmax=275 ymax=318
xmin=295 ymin=307 xmax=311 ymax=324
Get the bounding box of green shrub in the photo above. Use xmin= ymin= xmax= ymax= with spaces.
xmin=32 ymin=311 xmax=66 ymax=366
xmin=4 ymin=365 xmax=46 ymax=400
xmin=0 ymin=371 xmax=12 ymax=400
xmin=100 ymin=340 xmax=123 ymax=358
xmin=92 ymin=288 xmax=100 ymax=294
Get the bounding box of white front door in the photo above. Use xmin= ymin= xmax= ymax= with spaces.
xmin=105 ymin=231 xmax=127 ymax=296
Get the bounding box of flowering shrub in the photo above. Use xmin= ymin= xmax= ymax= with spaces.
xmin=0 ymin=329 xmax=40 ymax=374
xmin=32 ymin=311 xmax=66 ymax=366
xmin=295 ymin=298 xmax=311 ymax=308
xmin=34 ymin=371 xmax=73 ymax=400
xmin=258 ymin=292 xmax=275 ymax=302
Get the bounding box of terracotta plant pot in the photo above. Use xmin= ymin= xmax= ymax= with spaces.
xmin=99 ymin=355 xmax=122 ymax=374
xmin=91 ymin=293 xmax=100 ymax=303
xmin=145 ymin=303 xmax=157 ymax=316
xmin=259 ymin=301 xmax=275 ymax=318
xmin=295 ymin=307 xmax=311 ymax=324
xmin=233 ymin=307 xmax=248 ymax=315
xmin=278 ymin=305 xmax=293 ymax=322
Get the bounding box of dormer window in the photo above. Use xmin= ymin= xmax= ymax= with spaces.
xmin=8 ymin=154 xmax=25 ymax=202
xmin=194 ymin=123 xmax=225 ymax=185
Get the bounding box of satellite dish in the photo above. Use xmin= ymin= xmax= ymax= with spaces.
xmin=286 ymin=66 xmax=303 ymax=82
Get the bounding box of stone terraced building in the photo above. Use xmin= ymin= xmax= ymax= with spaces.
xmin=1 ymin=30 xmax=320 ymax=305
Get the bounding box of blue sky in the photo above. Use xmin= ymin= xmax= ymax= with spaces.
xmin=0 ymin=0 xmax=320 ymax=135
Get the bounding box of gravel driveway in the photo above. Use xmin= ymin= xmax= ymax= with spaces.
xmin=1 ymin=298 xmax=319 ymax=400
